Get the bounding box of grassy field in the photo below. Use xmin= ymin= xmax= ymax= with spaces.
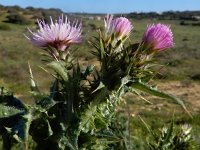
xmin=0 ymin=11 xmax=200 ymax=149
xmin=0 ymin=16 xmax=200 ymax=90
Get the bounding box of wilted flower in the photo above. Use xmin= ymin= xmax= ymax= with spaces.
xmin=26 ymin=15 xmax=82 ymax=51
xmin=181 ymin=124 xmax=192 ymax=135
xmin=104 ymin=14 xmax=133 ymax=40
xmin=142 ymin=23 xmax=174 ymax=51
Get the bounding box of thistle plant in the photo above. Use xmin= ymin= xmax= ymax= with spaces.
xmin=146 ymin=121 xmax=196 ymax=150
xmin=104 ymin=14 xmax=132 ymax=44
xmin=26 ymin=15 xmax=82 ymax=60
xmin=142 ymin=23 xmax=174 ymax=51
xmin=0 ymin=14 xmax=191 ymax=150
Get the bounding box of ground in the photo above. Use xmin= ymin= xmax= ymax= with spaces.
xmin=157 ymin=80 xmax=200 ymax=114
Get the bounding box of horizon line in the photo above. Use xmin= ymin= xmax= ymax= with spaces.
xmin=1 ymin=4 xmax=200 ymax=14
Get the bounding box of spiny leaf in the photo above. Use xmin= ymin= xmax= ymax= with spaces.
xmin=13 ymin=133 xmax=23 ymax=143
xmin=114 ymin=40 xmax=123 ymax=49
xmin=92 ymin=82 xmax=105 ymax=94
xmin=88 ymin=41 xmax=99 ymax=51
xmin=22 ymin=112 xmax=33 ymax=143
xmin=28 ymin=62 xmax=39 ymax=92
xmin=79 ymin=105 xmax=96 ymax=133
xmin=46 ymin=120 xmax=53 ymax=137
xmin=58 ymin=135 xmax=78 ymax=150
xmin=0 ymin=105 xmax=24 ymax=118
xmin=81 ymin=64 xmax=95 ymax=78
xmin=163 ymin=119 xmax=174 ymax=145
xmin=0 ymin=92 xmax=28 ymax=110
xmin=91 ymin=51 xmax=99 ymax=57
xmin=79 ymin=87 xmax=109 ymax=134
xmin=130 ymin=88 xmax=153 ymax=104
xmin=125 ymin=61 xmax=134 ymax=75
xmin=48 ymin=61 xmax=68 ymax=81
xmin=36 ymin=97 xmax=58 ymax=110
xmin=0 ymin=87 xmax=12 ymax=96
xmin=3 ymin=111 xmax=33 ymax=148
xmin=50 ymin=79 xmax=59 ymax=99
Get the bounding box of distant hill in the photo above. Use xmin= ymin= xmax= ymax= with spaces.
xmin=126 ymin=11 xmax=200 ymax=21
xmin=0 ymin=4 xmax=200 ymax=21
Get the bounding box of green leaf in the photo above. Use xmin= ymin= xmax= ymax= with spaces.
xmin=114 ymin=40 xmax=122 ymax=49
xmin=79 ymin=105 xmax=96 ymax=133
xmin=125 ymin=62 xmax=134 ymax=75
xmin=163 ymin=119 xmax=174 ymax=145
xmin=0 ymin=87 xmax=28 ymax=111
xmin=88 ymin=41 xmax=99 ymax=51
xmin=92 ymin=82 xmax=105 ymax=94
xmin=100 ymin=38 xmax=105 ymax=59
xmin=81 ymin=64 xmax=95 ymax=78
xmin=3 ymin=111 xmax=33 ymax=149
xmin=78 ymin=87 xmax=109 ymax=134
xmin=28 ymin=62 xmax=39 ymax=93
xmin=94 ymin=113 xmax=107 ymax=129
xmin=0 ymin=87 xmax=12 ymax=96
xmin=0 ymin=104 xmax=24 ymax=118
xmin=22 ymin=112 xmax=33 ymax=143
xmin=28 ymin=63 xmax=47 ymax=102
xmin=58 ymin=135 xmax=78 ymax=150
xmin=46 ymin=120 xmax=53 ymax=137
xmin=131 ymin=81 xmax=192 ymax=117
xmin=36 ymin=97 xmax=58 ymax=110
xmin=48 ymin=61 xmax=68 ymax=81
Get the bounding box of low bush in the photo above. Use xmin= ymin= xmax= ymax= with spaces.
xmin=6 ymin=13 xmax=30 ymax=25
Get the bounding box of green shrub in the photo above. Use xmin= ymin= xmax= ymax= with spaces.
xmin=6 ymin=13 xmax=30 ymax=25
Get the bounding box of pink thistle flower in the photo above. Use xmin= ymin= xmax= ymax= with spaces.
xmin=26 ymin=15 xmax=82 ymax=51
xmin=143 ymin=23 xmax=174 ymax=51
xmin=104 ymin=15 xmax=133 ymax=40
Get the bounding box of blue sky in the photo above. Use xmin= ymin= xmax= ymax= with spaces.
xmin=0 ymin=0 xmax=200 ymax=13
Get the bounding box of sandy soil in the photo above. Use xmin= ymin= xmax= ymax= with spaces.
xmin=155 ymin=80 xmax=200 ymax=113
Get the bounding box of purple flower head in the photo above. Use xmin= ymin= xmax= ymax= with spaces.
xmin=104 ymin=15 xmax=133 ymax=40
xmin=27 ymin=15 xmax=82 ymax=51
xmin=143 ymin=23 xmax=174 ymax=51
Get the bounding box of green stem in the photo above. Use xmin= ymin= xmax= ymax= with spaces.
xmin=66 ymin=82 xmax=74 ymax=126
